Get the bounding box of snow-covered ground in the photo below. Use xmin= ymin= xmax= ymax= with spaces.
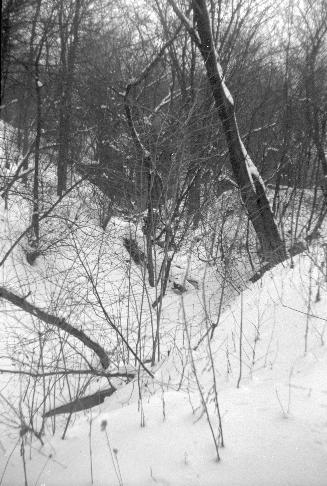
xmin=1 ymin=122 xmax=327 ymax=485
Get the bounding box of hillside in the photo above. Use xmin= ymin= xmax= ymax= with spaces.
xmin=0 ymin=118 xmax=326 ymax=484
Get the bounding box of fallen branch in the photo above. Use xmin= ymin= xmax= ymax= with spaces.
xmin=44 ymin=387 xmax=117 ymax=417
xmin=0 ymin=286 xmax=110 ymax=369
xmin=123 ymin=237 xmax=146 ymax=265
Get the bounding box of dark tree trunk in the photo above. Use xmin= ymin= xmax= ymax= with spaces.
xmin=32 ymin=67 xmax=41 ymax=249
xmin=191 ymin=0 xmax=286 ymax=264
xmin=145 ymin=199 xmax=156 ymax=287
xmin=57 ymin=0 xmax=81 ymax=196
xmin=29 ymin=0 xmax=43 ymax=262
xmin=0 ymin=0 xmax=15 ymax=104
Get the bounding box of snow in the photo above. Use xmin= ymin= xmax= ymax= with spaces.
xmin=1 ymin=243 xmax=326 ymax=485
xmin=221 ymin=80 xmax=234 ymax=107
xmin=238 ymin=139 xmax=267 ymax=193
xmin=0 ymin=121 xmax=327 ymax=485
xmin=216 ymin=60 xmax=234 ymax=107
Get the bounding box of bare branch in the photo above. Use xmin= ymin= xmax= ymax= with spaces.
xmin=124 ymin=24 xmax=183 ymax=159
xmin=1 ymin=140 xmax=35 ymax=198
xmin=0 ymin=368 xmax=135 ymax=379
xmin=0 ymin=177 xmax=86 ymax=267
xmin=167 ymin=0 xmax=201 ymax=47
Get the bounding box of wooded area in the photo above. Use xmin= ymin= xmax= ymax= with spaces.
xmin=0 ymin=1 xmax=326 ymax=484
xmin=2 ymin=0 xmax=326 ymax=256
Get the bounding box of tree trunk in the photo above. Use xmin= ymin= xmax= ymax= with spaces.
xmin=191 ymin=0 xmax=287 ymax=264
xmin=29 ymin=0 xmax=43 ymax=263
xmin=31 ymin=66 xmax=41 ymax=251
xmin=0 ymin=0 xmax=14 ymax=104
xmin=57 ymin=0 xmax=81 ymax=196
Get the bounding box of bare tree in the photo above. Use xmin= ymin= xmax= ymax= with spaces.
xmin=57 ymin=0 xmax=83 ymax=195
xmin=300 ymin=0 xmax=327 ymax=196
xmin=168 ymin=0 xmax=287 ymax=265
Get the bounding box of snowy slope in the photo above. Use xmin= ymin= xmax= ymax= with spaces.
xmin=1 ymin=247 xmax=326 ymax=486
xmin=0 ymin=121 xmax=327 ymax=485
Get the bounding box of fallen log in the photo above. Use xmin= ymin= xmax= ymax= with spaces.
xmin=44 ymin=386 xmax=116 ymax=417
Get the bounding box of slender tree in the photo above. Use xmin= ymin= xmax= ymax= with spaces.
xmin=57 ymin=0 xmax=82 ymax=195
